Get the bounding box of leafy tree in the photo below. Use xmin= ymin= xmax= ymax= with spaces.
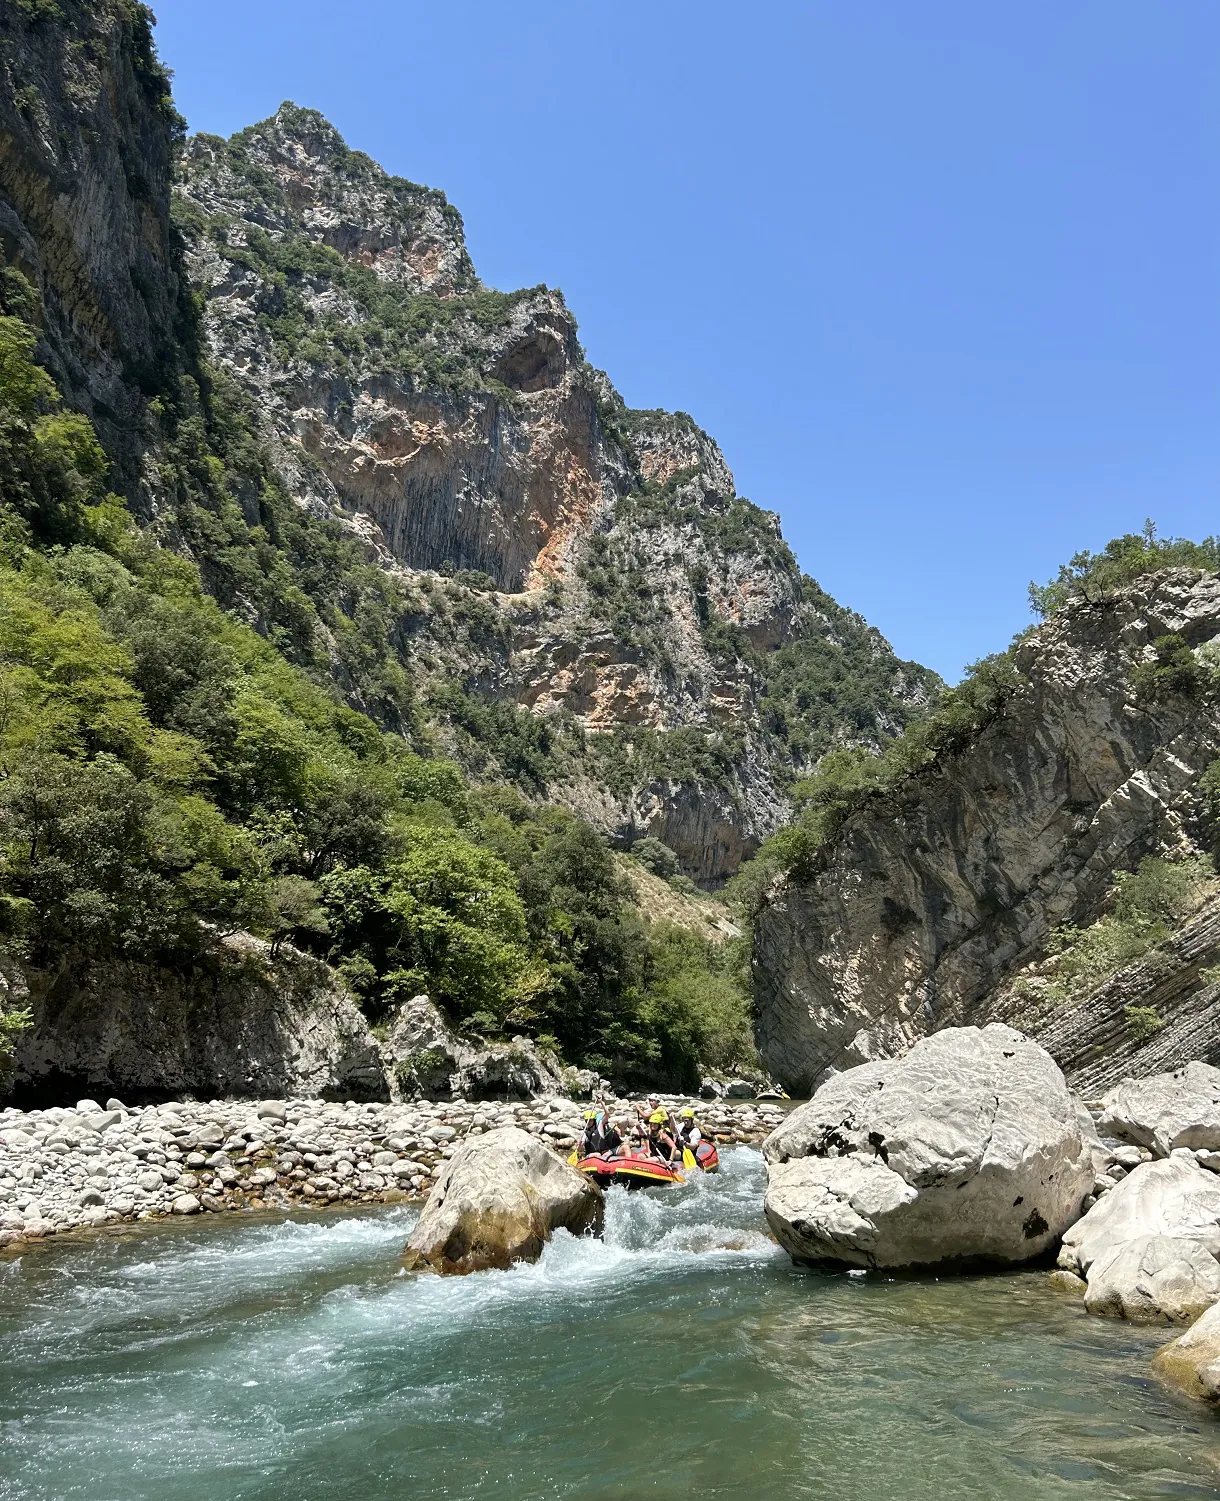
xmin=1029 ymin=522 xmax=1220 ymax=618
xmin=630 ymin=837 xmax=680 ymax=879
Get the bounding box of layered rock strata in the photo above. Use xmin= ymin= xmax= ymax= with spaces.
xmin=173 ymin=103 xmax=937 ymax=881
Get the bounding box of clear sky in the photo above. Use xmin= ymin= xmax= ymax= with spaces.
xmin=151 ymin=1 xmax=1219 ymax=682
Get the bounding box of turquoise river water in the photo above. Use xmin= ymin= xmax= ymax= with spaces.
xmin=2 ymin=1148 xmax=1219 ymax=1500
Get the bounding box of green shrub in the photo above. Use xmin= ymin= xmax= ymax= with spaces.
xmin=1029 ymin=522 xmax=1220 ymax=617
xmin=1039 ymin=857 xmax=1212 ymax=1005
xmin=1124 ymin=1005 xmax=1165 ymax=1042
xmin=631 ymin=837 xmax=679 ymax=879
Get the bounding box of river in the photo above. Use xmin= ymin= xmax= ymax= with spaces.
xmin=1 ymin=1148 xmax=1218 ymax=1500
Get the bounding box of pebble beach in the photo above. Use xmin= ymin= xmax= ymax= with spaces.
xmin=0 ymin=1093 xmax=786 ymax=1248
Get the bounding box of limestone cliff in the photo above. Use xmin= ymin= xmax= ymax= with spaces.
xmin=7 ymin=937 xmax=387 ymax=1105
xmin=754 ymin=570 xmax=1220 ymax=1092
xmin=0 ymin=0 xmax=184 ymax=486
xmin=173 ymin=104 xmax=939 ymax=881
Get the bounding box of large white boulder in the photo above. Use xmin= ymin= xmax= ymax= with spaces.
xmin=1153 ymin=1301 xmax=1220 ymax=1403
xmin=1083 ymin=1234 xmax=1220 ymax=1324
xmin=1098 ymin=1063 xmax=1220 ymax=1158
xmin=402 ymin=1126 xmax=603 ymax=1275
xmin=762 ymin=1024 xmax=1094 ymax=1269
xmin=1058 ymin=1156 xmax=1220 ymax=1276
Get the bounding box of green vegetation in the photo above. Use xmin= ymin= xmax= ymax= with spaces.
xmin=741 ymin=525 xmax=1220 ymax=900
xmin=757 ymin=577 xmax=938 ymax=774
xmin=1124 ymin=1005 xmax=1166 ymax=1042
xmin=1031 ymin=857 xmax=1213 ymax=1009
xmin=175 ymin=123 xmax=536 ymax=397
xmin=0 ymin=1003 xmax=31 ymax=1084
xmin=630 ymin=838 xmax=680 ymax=880
xmin=0 ymin=307 xmax=751 ymax=1089
xmin=736 ymin=650 xmax=1024 ymax=901
xmin=1029 ymin=522 xmax=1220 ymax=617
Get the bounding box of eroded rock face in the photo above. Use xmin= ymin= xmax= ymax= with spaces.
xmin=754 ymin=571 xmax=1220 ymax=1090
xmin=10 ymin=937 xmax=386 ymax=1103
xmin=1153 ymin=1301 xmax=1220 ymax=1402
xmin=1058 ymin=1156 xmax=1220 ymax=1277
xmin=172 ymin=105 xmax=937 ymax=884
xmin=402 ymin=1126 xmax=603 ymax=1275
xmin=1098 ymin=1063 xmax=1220 ymax=1158
xmin=0 ymin=2 xmax=183 ymax=484
xmin=762 ymin=1024 xmax=1094 ymax=1270
xmin=1083 ymin=1234 xmax=1220 ymax=1324
xmin=380 ymin=996 xmax=568 ymax=1101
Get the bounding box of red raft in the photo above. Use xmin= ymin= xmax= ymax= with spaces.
xmin=576 ymin=1140 xmax=719 ymax=1189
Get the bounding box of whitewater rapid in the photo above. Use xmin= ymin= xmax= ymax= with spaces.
xmin=3 ymin=1148 xmax=1218 ymax=1501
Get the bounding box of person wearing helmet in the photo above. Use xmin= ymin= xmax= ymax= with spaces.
xmin=637 ymin=1092 xmax=680 ymax=1139
xmin=676 ymin=1106 xmax=702 ymax=1154
xmin=578 ymin=1110 xmax=602 ymax=1159
xmin=644 ymin=1108 xmax=679 ymax=1164
xmin=579 ymin=1108 xmax=622 ymax=1158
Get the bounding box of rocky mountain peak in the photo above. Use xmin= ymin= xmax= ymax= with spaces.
xmin=180 ymin=101 xmax=476 ymax=296
xmin=165 ymin=106 xmax=943 ymax=881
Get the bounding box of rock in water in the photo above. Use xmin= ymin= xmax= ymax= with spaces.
xmin=762 ymin=1024 xmax=1094 ymax=1269
xmin=402 ymin=1127 xmax=603 ymax=1275
xmin=1083 ymin=1234 xmax=1220 ymax=1324
xmin=1153 ymin=1302 xmax=1220 ymax=1402
xmin=1057 ymin=1156 xmax=1220 ymax=1276
xmin=1098 ymin=1063 xmax=1220 ymax=1158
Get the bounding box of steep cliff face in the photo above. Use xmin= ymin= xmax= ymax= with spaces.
xmin=754 ymin=570 xmax=1220 ymax=1091
xmin=0 ymin=0 xmax=183 ymax=484
xmin=7 ymin=938 xmax=387 ymax=1105
xmin=174 ymin=104 xmax=938 ymax=881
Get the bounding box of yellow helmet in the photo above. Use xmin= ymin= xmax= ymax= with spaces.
xmin=649 ymin=1110 xmax=667 ymax=1125
xmin=679 ymin=1107 xmax=695 ymax=1118
xmin=583 ymin=1110 xmax=596 ymax=1120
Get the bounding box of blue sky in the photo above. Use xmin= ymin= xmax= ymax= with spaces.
xmin=153 ymin=1 xmax=1219 ymax=682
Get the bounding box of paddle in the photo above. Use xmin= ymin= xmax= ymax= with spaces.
xmin=568 ymin=1151 xmax=579 ymax=1166
xmin=682 ymin=1147 xmax=696 ymax=1171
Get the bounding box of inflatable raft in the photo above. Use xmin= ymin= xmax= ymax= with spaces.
xmin=575 ymin=1140 xmax=719 ymax=1189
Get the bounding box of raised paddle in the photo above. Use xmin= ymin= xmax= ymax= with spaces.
xmin=682 ymin=1147 xmax=696 ymax=1170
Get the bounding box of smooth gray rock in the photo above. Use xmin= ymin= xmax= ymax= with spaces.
xmin=762 ymin=1024 xmax=1094 ymax=1269
xmin=170 ymin=1194 xmax=201 ymax=1215
xmin=1058 ymin=1156 xmax=1220 ymax=1275
xmin=403 ymin=1126 xmax=603 ymax=1275
xmin=1083 ymin=1233 xmax=1220 ymax=1323
xmin=1098 ymin=1063 xmax=1220 ymax=1158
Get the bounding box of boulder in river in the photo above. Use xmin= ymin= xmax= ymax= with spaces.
xmin=402 ymin=1126 xmax=603 ymax=1275
xmin=1153 ymin=1300 xmax=1220 ymax=1403
xmin=1097 ymin=1063 xmax=1220 ymax=1158
xmin=762 ymin=1024 xmax=1094 ymax=1270
xmin=1082 ymin=1234 xmax=1220 ymax=1324
xmin=1057 ymin=1155 xmax=1220 ymax=1277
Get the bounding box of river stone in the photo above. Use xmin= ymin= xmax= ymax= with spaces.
xmin=762 ymin=1024 xmax=1094 ymax=1270
xmin=1057 ymin=1157 xmax=1220 ymax=1276
xmin=402 ymin=1126 xmax=603 ymax=1276
xmin=1083 ymin=1234 xmax=1220 ymax=1324
xmin=1153 ymin=1301 xmax=1220 ymax=1402
xmin=1098 ymin=1063 xmax=1220 ymax=1158
xmin=171 ymin=1193 xmax=201 ymax=1215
